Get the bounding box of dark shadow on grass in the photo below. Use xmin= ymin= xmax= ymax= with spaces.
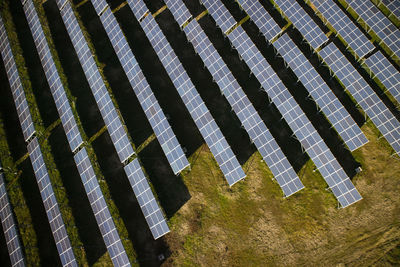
xmin=91 ymin=133 xmax=170 ymax=266
xmin=8 ymin=0 xmax=59 ymax=129
xmin=43 ymin=0 xmax=105 ymax=139
xmin=48 ymin=125 xmax=106 ymax=266
xmin=19 ymin=159 xmax=61 ymax=266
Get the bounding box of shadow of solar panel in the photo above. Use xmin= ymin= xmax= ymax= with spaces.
xmin=61 ymin=3 xmax=135 ymax=164
xmin=0 ymin=173 xmax=26 ymax=267
xmin=124 ymin=159 xmax=170 ymax=240
xmin=320 ymin=43 xmax=400 ymax=155
xmin=0 ymin=16 xmax=36 ymax=143
xmin=201 ymin=0 xmax=237 ymax=34
xmin=22 ymin=0 xmax=83 ymax=153
xmin=95 ymin=7 xmax=188 ymax=172
xmin=74 ymin=148 xmax=130 ymax=267
xmin=274 ymin=0 xmax=328 ymax=49
xmin=274 ymin=33 xmax=368 ymax=152
xmin=125 ymin=0 xmax=245 ymax=186
xmin=180 ymin=17 xmax=303 ymax=196
xmin=204 ymin=0 xmax=362 ymax=207
xmin=237 ymin=0 xmax=281 ymax=42
xmin=27 ymin=138 xmax=77 ymax=267
xmin=311 ymin=0 xmax=374 ymax=58
xmin=365 ymin=52 xmax=400 ymax=105
xmin=345 ymin=0 xmax=400 ymax=59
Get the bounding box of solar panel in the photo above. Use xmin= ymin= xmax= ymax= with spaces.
xmin=205 ymin=2 xmax=362 ymax=207
xmin=127 ymin=0 xmax=149 ymax=21
xmin=0 ymin=172 xmax=26 ymax=267
xmin=274 ymin=0 xmax=328 ymax=49
xmin=320 ymin=43 xmax=400 ymax=155
xmin=27 ymin=137 xmax=77 ymax=267
xmin=129 ymin=3 xmax=246 ymax=186
xmin=381 ymin=0 xmax=400 ymax=20
xmin=164 ymin=0 xmax=192 ymax=27
xmin=364 ymin=52 xmax=400 ymax=105
xmin=274 ymin=34 xmax=368 ymax=152
xmin=345 ymin=0 xmax=400 ymax=59
xmin=201 ymin=0 xmax=237 ymax=34
xmin=181 ymin=18 xmax=303 ymax=196
xmin=0 ymin=16 xmax=35 ymax=142
xmin=23 ymin=0 xmax=83 ymax=153
xmin=124 ymin=159 xmax=170 ymax=239
xmin=236 ymin=0 xmax=282 ymax=41
xmin=94 ymin=7 xmax=189 ymax=173
xmin=90 ymin=0 xmax=108 ymax=16
xmin=61 ymin=4 xmax=135 ymax=164
xmin=54 ymin=0 xmax=67 ymax=10
xmin=73 ymin=148 xmax=130 ymax=266
xmin=310 ymin=0 xmax=374 ymax=58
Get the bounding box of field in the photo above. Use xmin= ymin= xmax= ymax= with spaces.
xmin=0 ymin=0 xmax=399 ymax=266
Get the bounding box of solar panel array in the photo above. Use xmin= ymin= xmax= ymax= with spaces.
xmin=179 ymin=14 xmax=303 ymax=195
xmin=124 ymin=159 xmax=170 ymax=239
xmin=90 ymin=0 xmax=108 ymax=16
xmin=236 ymin=0 xmax=281 ymax=42
xmin=27 ymin=137 xmax=77 ymax=267
xmin=310 ymin=0 xmax=374 ymax=58
xmin=344 ymin=0 xmax=400 ymax=59
xmin=364 ymin=52 xmax=400 ymax=105
xmin=201 ymin=0 xmax=237 ymax=34
xmin=273 ymin=0 xmax=328 ymax=49
xmin=96 ymin=7 xmax=189 ymax=173
xmin=381 ymin=0 xmax=400 ymax=20
xmin=23 ymin=0 xmax=83 ymax=153
xmin=320 ymin=43 xmax=400 ymax=155
xmin=61 ymin=3 xmax=134 ymax=164
xmin=127 ymin=0 xmax=246 ymax=186
xmin=164 ymin=0 xmax=192 ymax=27
xmin=0 ymin=16 xmax=35 ymax=142
xmin=205 ymin=0 xmax=362 ymax=207
xmin=0 ymin=172 xmax=26 ymax=267
xmin=73 ymin=148 xmax=130 ymax=266
xmin=274 ymin=34 xmax=368 ymax=152
xmin=89 ymin=0 xmax=171 ymax=239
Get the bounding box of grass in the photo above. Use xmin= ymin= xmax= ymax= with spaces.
xmin=163 ymin=121 xmax=400 ymax=266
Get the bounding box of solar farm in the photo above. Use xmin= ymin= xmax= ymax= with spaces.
xmin=0 ymin=0 xmax=399 ymax=266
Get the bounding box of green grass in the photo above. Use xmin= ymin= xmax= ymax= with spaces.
xmin=164 ymin=122 xmax=400 ymax=266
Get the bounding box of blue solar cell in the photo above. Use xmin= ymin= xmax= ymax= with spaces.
xmin=274 ymin=33 xmax=368 ymax=152
xmin=74 ymin=148 xmax=130 ymax=266
xmin=27 ymin=138 xmax=77 ymax=267
xmin=181 ymin=17 xmax=303 ymax=196
xmin=61 ymin=3 xmax=135 ymax=164
xmin=201 ymin=0 xmax=237 ymax=34
xmin=274 ymin=0 xmax=328 ymax=49
xmin=124 ymin=159 xmax=170 ymax=239
xmin=164 ymin=0 xmax=192 ymax=27
xmin=206 ymin=1 xmax=362 ymax=207
xmin=381 ymin=0 xmax=400 ymax=20
xmin=127 ymin=0 xmax=149 ymax=21
xmin=129 ymin=1 xmax=246 ymax=186
xmin=23 ymin=0 xmax=83 ymax=153
xmin=237 ymin=0 xmax=282 ymax=41
xmin=364 ymin=52 xmax=400 ymax=105
xmin=0 ymin=16 xmax=36 ymax=143
xmin=345 ymin=0 xmax=400 ymax=59
xmin=320 ymin=43 xmax=400 ymax=155
xmin=94 ymin=7 xmax=188 ymax=172
xmin=311 ymin=0 xmax=374 ymax=58
xmin=0 ymin=172 xmax=26 ymax=267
